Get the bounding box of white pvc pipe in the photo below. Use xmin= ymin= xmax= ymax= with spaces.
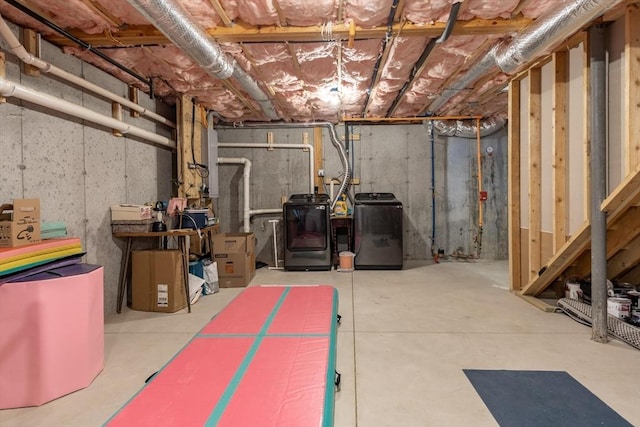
xmin=0 ymin=77 xmax=176 ymax=148
xmin=217 ymin=157 xmax=252 ymax=232
xmin=0 ymin=14 xmax=176 ymax=129
xmin=249 ymin=208 xmax=282 ymax=215
xmin=218 ymin=143 xmax=314 ymax=193
xmin=217 ymin=157 xmax=283 ymax=232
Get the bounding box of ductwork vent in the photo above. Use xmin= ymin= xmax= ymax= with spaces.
xmin=127 ymin=0 xmax=279 ymax=120
xmin=433 ymin=116 xmax=506 ymax=138
xmin=494 ymin=0 xmax=623 ymax=74
xmin=427 ymin=0 xmax=622 ymax=116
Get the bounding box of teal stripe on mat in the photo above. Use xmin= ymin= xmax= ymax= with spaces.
xmin=198 ymin=333 xmax=329 ymax=338
xmin=322 ymin=287 xmax=340 ymax=427
xmin=204 ymin=287 xmax=290 ymax=427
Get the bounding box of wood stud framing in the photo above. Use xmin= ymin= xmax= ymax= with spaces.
xmin=519 ymin=14 xmax=640 ymax=298
xmin=177 ymin=96 xmax=203 ymax=201
xmin=314 ymin=127 xmax=324 ymax=192
xmin=625 ymin=3 xmax=640 ymax=174
xmin=81 ymin=0 xmax=121 ymax=26
xmin=0 ymin=52 xmax=5 ymax=103
xmin=45 ymin=18 xmax=532 ymax=47
xmin=128 ymin=87 xmax=140 ymax=118
xmin=527 ymin=67 xmax=542 ymax=281
xmin=508 ymin=79 xmax=521 ymax=291
xmin=582 ymin=32 xmax=591 ymax=223
xmin=22 ymin=28 xmax=40 ymax=77
xmin=552 ymin=51 xmax=568 ymax=253
xmin=208 ymin=0 xmax=233 ymax=27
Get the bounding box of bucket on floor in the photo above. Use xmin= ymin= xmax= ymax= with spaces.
xmin=565 ymin=283 xmax=583 ymax=301
xmin=607 ymin=297 xmax=631 ymax=319
xmin=338 ymin=251 xmax=354 ymax=271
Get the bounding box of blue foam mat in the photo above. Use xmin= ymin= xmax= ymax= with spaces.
xmin=464 ymin=369 xmax=632 ymax=427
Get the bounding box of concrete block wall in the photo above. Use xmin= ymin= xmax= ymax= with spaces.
xmin=0 ymin=22 xmax=175 ymax=314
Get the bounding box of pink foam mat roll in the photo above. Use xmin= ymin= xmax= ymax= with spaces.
xmin=106 ymin=285 xmax=339 ymax=427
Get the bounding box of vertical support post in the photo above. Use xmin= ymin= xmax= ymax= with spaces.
xmin=314 ymin=127 xmax=324 ymax=193
xmin=129 ymin=86 xmax=140 ymax=118
xmin=508 ymin=79 xmax=522 ymax=291
xmin=553 ymin=51 xmax=569 ymax=252
xmin=583 ymin=32 xmax=592 ymax=221
xmin=476 ymin=117 xmax=483 ymax=228
xmin=528 ymin=68 xmax=542 ymax=280
xmin=22 ymin=28 xmax=40 ymax=77
xmin=589 ymin=25 xmax=608 ymax=344
xmin=112 ymin=102 xmax=123 ymax=137
xmin=0 ymin=52 xmax=6 ymax=103
xmin=625 ymin=3 xmax=640 ymax=174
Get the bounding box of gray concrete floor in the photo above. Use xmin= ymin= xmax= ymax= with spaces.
xmin=1 ymin=260 xmax=639 ymax=426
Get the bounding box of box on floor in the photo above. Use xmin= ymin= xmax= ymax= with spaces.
xmin=212 ymin=232 xmax=256 ymax=287
xmin=131 ymin=250 xmax=186 ymax=313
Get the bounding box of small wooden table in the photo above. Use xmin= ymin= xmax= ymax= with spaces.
xmin=330 ymin=216 xmax=353 ymax=268
xmin=113 ymin=225 xmax=219 ymax=313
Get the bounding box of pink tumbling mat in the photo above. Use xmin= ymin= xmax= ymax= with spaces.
xmin=106 ymin=285 xmax=339 ymax=427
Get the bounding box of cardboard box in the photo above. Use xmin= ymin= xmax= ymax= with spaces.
xmin=213 ymin=232 xmax=256 ymax=287
xmin=213 ymin=252 xmax=256 ymax=287
xmin=0 ymin=199 xmax=41 ymax=248
xmin=189 ymin=233 xmax=205 ymax=256
xmin=212 ymin=232 xmax=256 ymax=254
xmin=111 ymin=204 xmax=152 ymax=221
xmin=131 ymin=250 xmax=186 ymax=313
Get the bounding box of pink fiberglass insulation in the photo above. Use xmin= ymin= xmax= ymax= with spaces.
xmin=392 ymin=35 xmax=490 ymax=116
xmin=341 ymin=39 xmax=380 ymax=115
xmin=278 ymin=0 xmax=338 ymax=26
xmin=459 ymin=0 xmax=521 ymax=20
xmin=403 ymin=0 xmax=462 ymax=24
xmin=292 ymin=42 xmax=341 ymax=121
xmin=467 ymin=73 xmax=510 ymax=103
xmin=345 ymin=0 xmax=394 ymax=28
xmin=240 ymin=43 xmax=306 ymax=118
xmin=172 ymin=0 xmax=226 ymax=29
xmin=10 ymin=0 xmax=115 ymax=34
xmin=520 ymin=0 xmax=558 ymax=19
xmin=0 ymin=4 xmax=55 ymax=36
xmin=366 ymin=36 xmax=427 ymax=117
xmin=64 ymin=45 xmax=262 ymax=121
xmin=94 ymin=0 xmax=149 ymax=26
xmin=228 ymin=0 xmax=279 ymax=26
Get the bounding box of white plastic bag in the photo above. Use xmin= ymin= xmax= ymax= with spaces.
xmin=188 ymin=273 xmax=205 ymax=304
xmin=203 ymin=261 xmax=219 ymax=294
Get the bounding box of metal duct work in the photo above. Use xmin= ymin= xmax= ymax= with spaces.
xmin=427 ymin=49 xmax=498 ymax=114
xmin=494 ymin=0 xmax=623 ymax=74
xmin=433 ymin=116 xmax=507 ymax=138
xmin=127 ymin=0 xmax=279 ymax=121
xmin=427 ymin=0 xmax=622 ymax=115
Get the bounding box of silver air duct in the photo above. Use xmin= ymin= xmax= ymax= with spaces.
xmin=427 ymin=0 xmax=622 ymax=115
xmin=433 ymin=116 xmax=507 ymax=138
xmin=428 ymin=49 xmax=498 ymax=113
xmin=127 ymin=0 xmax=279 ymax=121
xmin=494 ymin=0 xmax=623 ymax=74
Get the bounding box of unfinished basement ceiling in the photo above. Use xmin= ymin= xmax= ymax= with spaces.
xmin=0 ymin=0 xmax=624 ymax=123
